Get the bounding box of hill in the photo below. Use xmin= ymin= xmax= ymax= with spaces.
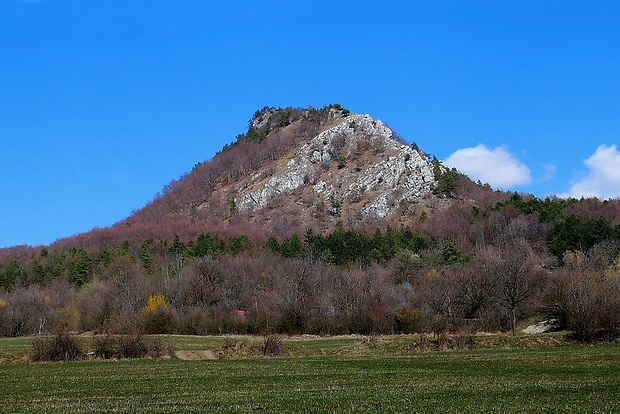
xmin=122 ymin=104 xmax=451 ymax=240
xmin=35 ymin=104 xmax=498 ymax=248
xmin=1 ymin=104 xmax=620 ymax=341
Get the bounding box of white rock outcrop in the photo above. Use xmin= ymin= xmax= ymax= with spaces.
xmin=234 ymin=113 xmax=436 ymax=218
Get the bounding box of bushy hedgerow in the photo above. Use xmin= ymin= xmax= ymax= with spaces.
xmin=93 ymin=334 xmax=171 ymax=359
xmin=31 ymin=333 xmax=84 ymax=362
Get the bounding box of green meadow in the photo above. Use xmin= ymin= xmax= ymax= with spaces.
xmin=1 ymin=334 xmax=619 ymax=413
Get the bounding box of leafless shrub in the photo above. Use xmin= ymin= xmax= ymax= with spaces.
xmin=31 ymin=333 xmax=84 ymax=362
xmin=453 ymin=333 xmax=477 ymax=349
xmin=263 ymin=335 xmax=285 ymax=357
xmin=92 ymin=335 xmax=117 ymax=359
xmin=362 ymin=335 xmax=382 ymax=348
xmin=434 ymin=333 xmax=476 ymax=351
xmin=223 ymin=337 xmax=246 ymax=353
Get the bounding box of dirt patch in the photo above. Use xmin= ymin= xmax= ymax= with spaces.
xmin=523 ymin=319 xmax=557 ymax=334
xmin=174 ymin=350 xmax=217 ymax=361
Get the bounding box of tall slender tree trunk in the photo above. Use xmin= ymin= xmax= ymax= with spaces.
xmin=511 ymin=307 xmax=517 ymax=336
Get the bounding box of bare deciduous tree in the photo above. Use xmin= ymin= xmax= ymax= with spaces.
xmin=482 ymin=239 xmax=543 ymax=335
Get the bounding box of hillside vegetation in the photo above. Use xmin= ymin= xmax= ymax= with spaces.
xmin=2 ymin=105 xmax=620 ymax=341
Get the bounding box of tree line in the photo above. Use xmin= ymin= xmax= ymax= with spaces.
xmin=2 ymin=196 xmax=620 ymax=342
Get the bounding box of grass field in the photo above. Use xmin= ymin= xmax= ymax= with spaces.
xmin=1 ymin=334 xmax=619 ymax=413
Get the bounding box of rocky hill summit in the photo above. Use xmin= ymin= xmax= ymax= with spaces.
xmin=110 ymin=104 xmax=456 ymax=242
xmin=231 ymin=111 xmax=436 ymax=219
xmin=188 ymin=105 xmax=439 ymax=230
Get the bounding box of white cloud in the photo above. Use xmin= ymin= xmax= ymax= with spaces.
xmin=563 ymin=145 xmax=620 ymax=200
xmin=443 ymin=144 xmax=531 ymax=189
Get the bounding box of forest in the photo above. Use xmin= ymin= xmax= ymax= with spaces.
xmin=2 ymin=193 xmax=620 ymax=342
xmin=1 ymin=106 xmax=620 ymax=342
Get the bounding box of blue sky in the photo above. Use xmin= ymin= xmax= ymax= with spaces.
xmin=1 ymin=0 xmax=619 ymax=248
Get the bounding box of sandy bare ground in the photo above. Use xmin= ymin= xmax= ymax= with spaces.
xmin=523 ymin=320 xmax=557 ymax=334
xmin=174 ymin=350 xmax=217 ymax=360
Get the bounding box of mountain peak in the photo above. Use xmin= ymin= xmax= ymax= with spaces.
xmin=199 ymin=108 xmax=436 ymax=224
xmin=121 ymin=105 xmax=445 ymax=241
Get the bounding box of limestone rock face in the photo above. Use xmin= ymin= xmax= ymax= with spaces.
xmin=233 ymin=113 xmax=437 ymax=220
